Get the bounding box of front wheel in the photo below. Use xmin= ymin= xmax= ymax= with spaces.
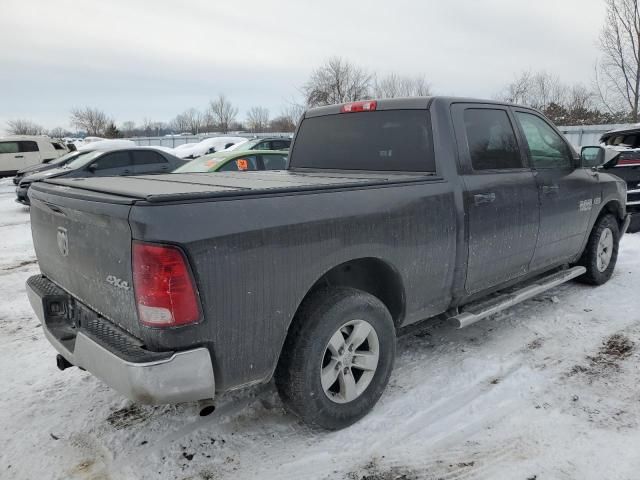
xmin=275 ymin=287 xmax=396 ymax=430
xmin=577 ymin=213 xmax=620 ymax=285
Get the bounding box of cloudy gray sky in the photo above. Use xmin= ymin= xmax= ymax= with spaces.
xmin=0 ymin=0 xmax=605 ymax=132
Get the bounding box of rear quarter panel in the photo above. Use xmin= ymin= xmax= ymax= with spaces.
xmin=129 ymin=181 xmax=457 ymax=390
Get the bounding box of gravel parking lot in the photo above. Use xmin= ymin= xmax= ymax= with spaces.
xmin=1 ymin=177 xmax=639 ymax=480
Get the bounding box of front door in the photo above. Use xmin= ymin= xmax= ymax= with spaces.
xmin=452 ymin=105 xmax=540 ymax=293
xmin=513 ymin=110 xmax=599 ymax=269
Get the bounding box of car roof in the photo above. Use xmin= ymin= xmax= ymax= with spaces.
xmin=304 ymin=96 xmax=539 ymax=118
xmin=600 ymin=124 xmax=640 ymax=138
xmin=77 ymin=146 xmax=173 ymax=154
xmin=0 ymin=135 xmax=53 ymax=142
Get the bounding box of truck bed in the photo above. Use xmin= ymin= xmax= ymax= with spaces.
xmin=41 ymin=170 xmax=434 ymax=203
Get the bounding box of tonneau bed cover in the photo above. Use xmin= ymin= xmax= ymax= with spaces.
xmin=36 ymin=170 xmax=434 ymax=203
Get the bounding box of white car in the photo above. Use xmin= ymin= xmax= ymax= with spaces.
xmin=0 ymin=136 xmax=68 ymax=176
xmin=172 ymin=136 xmax=247 ymax=159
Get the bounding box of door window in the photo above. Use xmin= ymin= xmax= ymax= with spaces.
xmin=254 ymin=141 xmax=271 ymax=150
xmin=18 ymin=141 xmax=39 ymax=152
xmin=219 ymin=155 xmax=259 ymax=171
xmin=516 ymin=112 xmax=573 ymax=169
xmin=464 ymin=109 xmax=522 ymax=170
xmin=0 ymin=142 xmax=19 ymax=154
xmin=261 ymin=154 xmax=288 ymax=170
xmin=271 ymin=140 xmax=290 ymax=150
xmin=132 ymin=150 xmax=167 ymax=165
xmin=92 ymin=151 xmax=132 ymax=170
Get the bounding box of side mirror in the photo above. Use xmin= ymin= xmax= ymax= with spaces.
xmin=580 ymin=146 xmax=620 ymax=169
xmin=87 ymin=163 xmax=98 ymax=172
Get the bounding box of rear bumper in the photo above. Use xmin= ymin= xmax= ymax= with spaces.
xmin=26 ymin=275 xmax=215 ymax=404
xmin=15 ymin=185 xmax=30 ymax=205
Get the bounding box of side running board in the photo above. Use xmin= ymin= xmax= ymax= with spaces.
xmin=450 ymin=266 xmax=586 ymax=329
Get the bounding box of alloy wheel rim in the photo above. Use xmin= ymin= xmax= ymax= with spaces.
xmin=320 ymin=319 xmax=380 ymax=404
xmin=596 ymin=227 xmax=614 ymax=272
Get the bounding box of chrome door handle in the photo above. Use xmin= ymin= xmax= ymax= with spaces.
xmin=542 ymin=185 xmax=559 ymax=194
xmin=474 ymin=192 xmax=496 ymax=205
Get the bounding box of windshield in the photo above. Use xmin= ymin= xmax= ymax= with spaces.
xmin=173 ymin=152 xmax=229 ymax=173
xmin=290 ymin=110 xmax=435 ymax=171
xmin=63 ymin=150 xmax=105 ymax=169
xmin=47 ymin=151 xmax=80 ymax=165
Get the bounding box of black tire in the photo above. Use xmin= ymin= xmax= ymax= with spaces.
xmin=577 ymin=213 xmax=620 ymax=285
xmin=275 ymin=287 xmax=396 ymax=430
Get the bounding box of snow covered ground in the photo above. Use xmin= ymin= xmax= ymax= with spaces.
xmin=0 ymin=176 xmax=639 ymax=480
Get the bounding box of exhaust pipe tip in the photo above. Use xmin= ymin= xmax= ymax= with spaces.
xmin=56 ymin=354 xmax=73 ymax=371
xmin=198 ymin=398 xmax=216 ymax=417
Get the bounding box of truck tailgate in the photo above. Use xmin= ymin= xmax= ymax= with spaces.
xmin=29 ymin=184 xmax=142 ymax=337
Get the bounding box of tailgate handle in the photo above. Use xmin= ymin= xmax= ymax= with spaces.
xmin=542 ymin=185 xmax=559 ymax=194
xmin=474 ymin=192 xmax=496 ymax=205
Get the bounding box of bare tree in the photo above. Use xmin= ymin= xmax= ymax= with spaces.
xmin=496 ymin=70 xmax=606 ymax=124
xmin=497 ymin=70 xmax=567 ymax=109
xmin=596 ymin=0 xmax=640 ymax=121
xmin=120 ymin=121 xmax=136 ymax=137
xmin=48 ymin=127 xmax=67 ymax=139
xmin=6 ymin=119 xmax=45 ymax=136
xmin=270 ymin=116 xmax=296 ymax=132
xmin=302 ymin=57 xmax=371 ymax=107
xmin=69 ymin=107 xmax=110 ymax=136
xmin=209 ymin=95 xmax=238 ymax=133
xmin=170 ymin=112 xmax=190 ymax=133
xmin=185 ymin=109 xmax=204 ymax=135
xmin=372 ymin=73 xmax=432 ymax=98
xmin=246 ymin=107 xmax=270 ymax=132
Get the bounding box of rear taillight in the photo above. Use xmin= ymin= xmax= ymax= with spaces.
xmin=617 ymin=157 xmax=640 ymax=166
xmin=132 ymin=241 xmax=201 ymax=328
xmin=340 ymin=100 xmax=377 ymax=113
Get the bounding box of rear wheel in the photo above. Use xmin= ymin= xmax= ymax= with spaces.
xmin=578 ymin=214 xmax=620 ymax=285
xmin=275 ymin=287 xmax=396 ymax=430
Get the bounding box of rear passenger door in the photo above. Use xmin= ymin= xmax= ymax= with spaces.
xmin=131 ymin=150 xmax=171 ymax=175
xmin=513 ymin=110 xmax=598 ymax=269
xmin=259 ymin=153 xmax=288 ymax=170
xmin=86 ymin=151 xmax=135 ymax=176
xmin=452 ymin=104 xmax=540 ymax=293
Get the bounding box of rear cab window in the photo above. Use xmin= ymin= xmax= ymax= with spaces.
xmin=290 ymin=110 xmax=435 ymax=172
xmin=463 ymin=109 xmax=523 ymax=171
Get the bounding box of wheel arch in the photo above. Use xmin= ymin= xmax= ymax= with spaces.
xmin=297 ymin=257 xmax=406 ymax=328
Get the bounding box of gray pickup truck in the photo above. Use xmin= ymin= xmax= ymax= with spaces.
xmin=26 ymin=97 xmax=629 ymax=430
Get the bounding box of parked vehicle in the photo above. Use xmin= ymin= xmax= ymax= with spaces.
xmin=26 ymin=97 xmax=629 ymax=430
xmin=600 ymin=126 xmax=640 ymax=232
xmin=13 ymin=151 xmax=80 ymax=186
xmin=16 ymin=147 xmax=186 ymax=205
xmin=174 ymin=150 xmax=288 ymax=173
xmin=226 ymin=137 xmax=292 ymax=152
xmin=13 ymin=140 xmax=138 ymax=186
xmin=0 ymin=136 xmax=68 ymax=177
xmin=172 ymin=137 xmax=247 ymax=159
